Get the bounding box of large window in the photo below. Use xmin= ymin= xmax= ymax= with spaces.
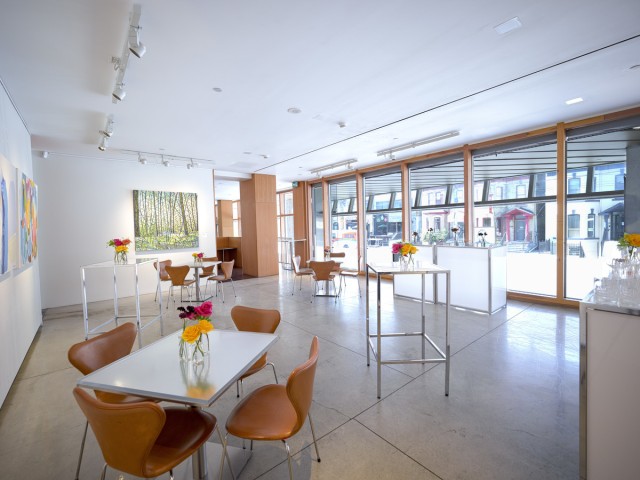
xmin=564 ymin=120 xmax=639 ymax=300
xmin=364 ymin=171 xmax=402 ymax=265
xmin=473 ymin=137 xmax=558 ymax=296
xmin=409 ymin=155 xmax=465 ymax=247
xmin=329 ymin=179 xmax=358 ymax=268
xmin=311 ymin=184 xmax=324 ymax=258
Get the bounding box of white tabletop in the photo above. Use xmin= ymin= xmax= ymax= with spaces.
xmin=78 ymin=329 xmax=278 ymax=407
xmin=81 ymin=258 xmax=157 ymax=269
xmin=188 ymin=260 xmax=221 ymax=268
xmin=367 ymin=262 xmax=450 ymax=275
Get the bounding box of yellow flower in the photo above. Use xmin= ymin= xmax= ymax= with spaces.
xmin=181 ymin=325 xmax=201 ymax=343
xmin=198 ymin=320 xmax=213 ymax=333
xmin=626 ymin=233 xmax=640 ymax=248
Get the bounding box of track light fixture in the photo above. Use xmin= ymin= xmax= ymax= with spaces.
xmin=376 ymin=131 xmax=460 ymax=157
xmin=138 ymin=153 xmax=147 ymax=165
xmin=98 ymin=137 xmax=109 ymax=151
xmin=99 ymin=115 xmax=115 ymax=138
xmin=128 ymin=26 xmax=146 ymax=58
xmin=111 ymin=4 xmax=144 ymax=104
xmin=162 ymin=158 xmax=170 ymax=167
xmin=112 ymin=83 xmax=126 ymax=102
xmin=309 ymin=158 xmax=358 ymax=175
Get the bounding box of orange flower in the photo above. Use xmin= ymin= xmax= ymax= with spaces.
xmin=626 ymin=233 xmax=640 ymax=248
xmin=181 ymin=325 xmax=201 ymax=343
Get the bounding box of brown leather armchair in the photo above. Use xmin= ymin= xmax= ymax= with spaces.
xmin=222 ymin=336 xmax=321 ymax=480
xmin=72 ymin=387 xmax=225 ymax=480
xmin=68 ymin=323 xmax=147 ymax=480
xmin=230 ymin=305 xmax=281 ymax=397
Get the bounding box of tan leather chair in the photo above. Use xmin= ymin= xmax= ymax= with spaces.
xmin=68 ymin=323 xmax=147 ymax=480
xmin=198 ymin=256 xmax=218 ymax=296
xmin=309 ymin=260 xmax=338 ymax=302
xmin=328 ymin=251 xmax=345 ymax=272
xmin=231 ymin=305 xmax=281 ymax=397
xmin=206 ymin=260 xmax=236 ymax=302
xmin=291 ymin=255 xmax=313 ymax=295
xmin=339 ymin=255 xmax=362 ymax=297
xmin=164 ymin=265 xmax=195 ymax=308
xmin=153 ymin=259 xmax=172 ymax=303
xmin=222 ymin=336 xmax=321 ymax=480
xmin=72 ymin=387 xmax=228 ymax=480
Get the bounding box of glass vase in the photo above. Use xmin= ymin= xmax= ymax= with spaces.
xmin=114 ymin=251 xmax=127 ymax=264
xmin=180 ymin=334 xmax=210 ymax=365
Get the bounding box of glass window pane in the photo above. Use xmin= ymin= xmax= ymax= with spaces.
xmin=473 ymin=181 xmax=484 ymax=202
xmin=450 ymin=184 xmax=464 ymax=204
xmin=392 ymin=192 xmax=402 ymax=209
xmin=592 ymin=162 xmax=626 ymax=192
xmin=335 ymin=199 xmax=350 ymax=213
xmin=488 ymin=175 xmax=530 ymax=201
xmin=283 ymin=192 xmax=293 ymax=214
xmin=364 ymin=172 xmax=402 ymax=265
xmin=371 ymin=193 xmax=391 ymax=210
xmin=533 ymin=172 xmax=557 ymax=197
xmin=418 ymin=187 xmax=447 ymax=207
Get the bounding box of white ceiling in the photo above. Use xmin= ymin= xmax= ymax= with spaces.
xmin=0 ymin=0 xmax=639 ymax=189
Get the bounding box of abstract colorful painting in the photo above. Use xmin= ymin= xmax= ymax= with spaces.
xmin=20 ymin=173 xmax=38 ymax=265
xmin=0 ymin=154 xmax=17 ymax=276
xmin=133 ymin=190 xmax=199 ymax=251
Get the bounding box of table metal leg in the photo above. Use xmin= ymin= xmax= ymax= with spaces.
xmin=81 ymin=268 xmax=89 ymax=340
xmin=112 ymin=265 xmax=119 ymax=325
xmin=445 ymin=271 xmax=450 ymax=396
xmin=366 ymin=264 xmax=370 ymax=367
xmin=421 ymin=273 xmax=426 ymax=359
xmin=377 ymin=273 xmax=382 ymax=399
xmin=134 ymin=264 xmax=143 ymax=348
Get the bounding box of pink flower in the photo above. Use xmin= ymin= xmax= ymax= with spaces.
xmin=194 ymin=301 xmax=213 ymax=318
xmin=114 ymin=239 xmax=123 ymax=246
xmin=391 ymin=242 xmax=402 ymax=254
xmin=197 ymin=252 xmax=204 ymax=258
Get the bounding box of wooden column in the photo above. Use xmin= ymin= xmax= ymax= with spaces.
xmin=356 ymin=172 xmax=365 ymax=270
xmin=292 ymin=181 xmax=310 ymax=265
xmin=239 ymin=174 xmax=279 ymax=277
xmin=556 ymin=124 xmax=567 ymax=300
xmin=401 ymin=163 xmax=410 ymax=242
xmin=463 ymin=145 xmax=474 ymax=244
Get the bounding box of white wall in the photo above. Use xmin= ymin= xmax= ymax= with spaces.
xmin=0 ymin=81 xmax=42 ymax=408
xmin=33 ymin=156 xmax=216 ymax=309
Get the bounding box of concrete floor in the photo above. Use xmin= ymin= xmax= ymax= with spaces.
xmin=0 ymin=272 xmax=579 ymax=479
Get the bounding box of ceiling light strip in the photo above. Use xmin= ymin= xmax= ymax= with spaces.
xmin=376 ymin=131 xmax=460 ymax=157
xmin=309 ymin=158 xmax=357 ymax=175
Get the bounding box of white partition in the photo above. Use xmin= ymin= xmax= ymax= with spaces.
xmin=393 ymin=246 xmax=435 ymax=301
xmin=394 ymin=245 xmax=507 ymax=314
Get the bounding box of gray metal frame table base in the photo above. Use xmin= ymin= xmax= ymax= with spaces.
xmin=81 ymin=258 xmax=164 ymax=348
xmin=366 ymin=261 xmax=451 ymax=399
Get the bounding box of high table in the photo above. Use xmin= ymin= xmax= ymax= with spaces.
xmin=189 ymin=260 xmax=221 ymax=302
xmin=81 ymin=258 xmax=163 ymax=348
xmin=77 ymin=329 xmax=279 ymax=480
xmin=366 ymin=261 xmax=451 ymax=399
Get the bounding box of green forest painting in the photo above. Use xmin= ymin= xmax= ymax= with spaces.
xmin=133 ymin=190 xmax=199 ymax=251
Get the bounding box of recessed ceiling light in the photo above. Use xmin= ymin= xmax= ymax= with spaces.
xmin=630 ymin=64 xmax=640 ymax=70
xmin=287 ymin=107 xmax=302 ymax=114
xmin=494 ymin=17 xmax=522 ymax=35
xmin=633 ymin=126 xmax=640 ymax=130
xmin=565 ymin=97 xmax=584 ymax=105
xmin=212 ymin=87 xmax=223 ymax=92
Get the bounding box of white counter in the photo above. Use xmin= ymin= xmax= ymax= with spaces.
xmin=394 ymin=245 xmax=507 ymax=314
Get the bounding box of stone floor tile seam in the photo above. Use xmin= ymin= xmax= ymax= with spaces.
xmin=353 ymin=418 xmax=445 ymax=480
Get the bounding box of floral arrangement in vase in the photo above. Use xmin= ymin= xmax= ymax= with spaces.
xmin=392 ymin=241 xmax=418 ymax=267
xmin=478 ymin=231 xmax=487 ymax=247
xmin=192 ymin=252 xmax=205 ymax=263
xmin=107 ymin=237 xmax=131 ymax=263
xmin=324 ymin=245 xmax=331 ymax=259
xmin=617 ymin=233 xmax=640 ymax=258
xmin=177 ymin=301 xmax=214 ymax=364
xmin=451 ymin=226 xmax=460 ymax=246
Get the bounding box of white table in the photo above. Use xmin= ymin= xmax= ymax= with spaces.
xmin=188 ymin=260 xmax=221 ymax=302
xmin=77 ymin=329 xmax=279 ymax=480
xmin=366 ymin=261 xmax=451 ymax=399
xmin=81 ymin=258 xmax=164 ymax=348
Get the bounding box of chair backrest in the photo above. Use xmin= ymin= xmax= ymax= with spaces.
xmin=309 ymin=261 xmax=335 ymax=281
xmin=202 ymin=256 xmax=218 ymax=262
xmin=231 ymin=305 xmax=280 ymax=334
xmin=220 ymin=260 xmax=234 ymax=279
xmin=286 ymin=336 xmax=319 ymax=435
xmin=153 ymin=260 xmax=172 ymax=281
xmin=292 ymin=255 xmax=302 ymax=274
xmin=68 ymin=323 xmax=137 ymax=376
xmin=165 ymin=265 xmax=191 ymax=285
xmin=329 ymin=252 xmax=345 ymax=258
xmin=72 ymin=387 xmax=166 ymax=478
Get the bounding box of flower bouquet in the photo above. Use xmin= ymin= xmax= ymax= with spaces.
xmin=324 ymin=245 xmax=331 ymax=260
xmin=451 ymin=227 xmax=460 ymax=246
xmin=392 ymin=241 xmax=418 ymax=268
xmin=192 ymin=252 xmax=205 ymax=263
xmin=618 ymin=233 xmax=640 ymax=258
xmin=478 ymin=231 xmax=487 ymax=247
xmin=107 ymin=237 xmax=131 ymax=264
xmin=177 ymin=301 xmax=214 ymax=364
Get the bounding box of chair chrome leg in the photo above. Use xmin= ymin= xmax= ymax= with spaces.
xmin=74 ymin=420 xmax=89 ymax=480
xmin=230 ymin=278 xmax=237 ymax=297
xmin=217 ymin=428 xmax=235 ymax=480
xmin=268 ymin=362 xmax=278 ymax=383
xmin=236 ymin=379 xmax=240 ymax=398
xmin=308 ymin=413 xmax=321 ymax=462
xmin=169 ymin=468 xmax=174 ymax=480
xmin=100 ymin=463 xmax=108 ymax=480
xmin=283 ymin=440 xmax=294 ymax=480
